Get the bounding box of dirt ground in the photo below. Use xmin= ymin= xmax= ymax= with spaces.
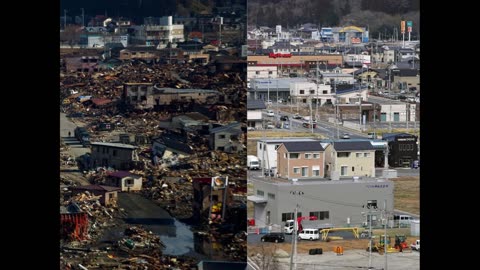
xmin=391 ymin=176 xmax=420 ymax=215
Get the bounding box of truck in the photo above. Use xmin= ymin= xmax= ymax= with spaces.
xmin=247 ymin=155 xmax=260 ymax=170
xmin=410 ymin=239 xmax=420 ymax=251
xmin=284 ymin=216 xmax=334 ymax=234
xmin=74 ymin=127 xmax=91 ymax=147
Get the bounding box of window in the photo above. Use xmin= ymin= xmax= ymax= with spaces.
xmin=300 ymin=90 xmax=305 ymax=94
xmin=259 ymin=144 xmax=262 ymax=150
xmin=257 ymin=190 xmax=264 ymax=197
xmin=352 ymin=166 xmax=355 ymax=172
xmin=219 ymin=134 xmax=226 ymax=139
xmin=323 ymin=90 xmax=328 ymax=94
xmin=255 ymin=71 xmax=260 ymax=75
xmin=217 ymin=146 xmax=225 ymax=151
xmin=364 ymin=153 xmax=370 ymax=157
xmin=313 ymin=153 xmax=320 ymax=159
xmin=312 ymin=166 xmax=320 ymax=176
xmin=341 ymin=166 xmax=348 ymax=176
xmin=125 ymin=179 xmax=134 ymax=187
xmin=290 ymin=153 xmax=299 ymax=159
xmin=367 ymin=200 xmax=378 ymax=209
xmin=113 ymin=150 xmax=117 ymax=156
xmin=337 ymin=152 xmax=350 ymax=158
xmin=269 ymin=71 xmax=273 ymax=74
xmin=301 ymin=167 xmax=308 ymax=177
xmin=293 ymin=167 xmax=300 ymax=174
xmin=305 ymin=153 xmax=311 ymax=159
xmin=268 ymin=193 xmax=275 ymax=200
xmin=310 ymin=211 xmax=329 ymax=220
xmin=282 ymin=212 xmax=294 ymax=221
xmin=275 ymin=144 xmax=280 ymax=150
xmin=310 ymin=90 xmax=315 ymax=94
xmin=356 ymin=153 xmax=362 ymax=158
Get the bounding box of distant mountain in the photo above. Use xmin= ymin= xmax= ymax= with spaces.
xmin=248 ymin=0 xmax=420 ymax=38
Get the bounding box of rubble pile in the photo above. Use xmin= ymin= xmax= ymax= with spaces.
xmin=142 ymin=178 xmax=194 ymax=219
xmin=118 ymin=226 xmax=164 ymax=254
xmin=63 ymin=191 xmax=119 ymax=244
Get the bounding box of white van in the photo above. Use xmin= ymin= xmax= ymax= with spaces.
xmin=298 ymin=228 xmax=320 ymax=241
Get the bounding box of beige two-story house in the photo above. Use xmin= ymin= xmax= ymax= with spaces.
xmin=324 ymin=141 xmax=375 ymax=179
xmin=276 ymin=141 xmax=325 ymax=179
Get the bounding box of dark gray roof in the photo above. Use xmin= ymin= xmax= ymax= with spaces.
xmin=282 ymin=141 xmax=324 ymax=152
xmin=247 ymin=99 xmax=266 ymax=110
xmin=332 ymin=141 xmax=375 ymax=151
xmin=162 ymin=136 xmax=193 ymax=154
xmin=210 ymin=122 xmax=241 ymax=134
xmin=382 ymin=133 xmax=417 ymax=142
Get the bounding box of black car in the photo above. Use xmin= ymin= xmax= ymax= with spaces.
xmin=261 ymin=233 xmax=285 ymax=243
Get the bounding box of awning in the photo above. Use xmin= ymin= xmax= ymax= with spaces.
xmin=247 ymin=195 xmax=267 ymax=204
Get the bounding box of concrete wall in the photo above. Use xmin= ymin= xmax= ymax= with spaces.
xmin=247 ymin=66 xmax=278 ymax=80
xmin=380 ymin=103 xmax=408 ymax=122
xmin=247 ymin=110 xmax=262 ymax=121
xmin=121 ymin=177 xmax=142 ymax=192
xmin=277 ymin=145 xmax=325 ymax=179
xmin=252 ymin=179 xmax=394 ymax=227
xmin=256 ymin=142 xmax=281 ymax=170
xmin=324 ymin=145 xmax=375 ymax=177
xmin=91 ymin=145 xmax=136 ymax=170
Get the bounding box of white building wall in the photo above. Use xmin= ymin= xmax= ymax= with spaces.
xmin=247 ymin=66 xmax=278 ymax=80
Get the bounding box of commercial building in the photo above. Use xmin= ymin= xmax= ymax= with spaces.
xmin=248 ymin=177 xmax=394 ymax=228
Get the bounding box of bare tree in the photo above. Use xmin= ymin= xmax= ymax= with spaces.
xmin=253 ymin=244 xmax=281 ymax=270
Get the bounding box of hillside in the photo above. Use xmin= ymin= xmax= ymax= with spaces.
xmin=247 ymin=0 xmax=420 ymax=38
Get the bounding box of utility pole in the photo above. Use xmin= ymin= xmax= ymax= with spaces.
xmin=384 ymin=199 xmax=388 ymax=270
xmin=81 ymin=8 xmax=85 ymax=28
xmin=369 ymin=206 xmax=373 ymax=269
xmin=267 ymin=74 xmax=270 ymax=104
xmin=289 ymin=205 xmax=298 ymax=270
xmin=289 ymin=190 xmax=304 ymax=270
xmin=64 ymin=9 xmax=67 ymax=30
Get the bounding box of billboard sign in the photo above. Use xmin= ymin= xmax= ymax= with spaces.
xmin=211 ymin=176 xmax=228 ymax=190
xmin=407 ymin=21 xmax=413 ymax=33
xmin=268 ymin=53 xmax=292 ymax=58
xmin=401 ymin=21 xmax=406 ymax=34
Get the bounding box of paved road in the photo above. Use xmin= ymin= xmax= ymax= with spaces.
xmin=261 ymin=110 xmax=368 ymax=140
xmin=60 ymin=112 xmax=90 ymax=159
xmin=248 ymin=231 xmax=357 ymax=245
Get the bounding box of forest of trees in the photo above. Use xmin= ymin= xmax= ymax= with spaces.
xmin=247 ymin=0 xmax=420 ymax=39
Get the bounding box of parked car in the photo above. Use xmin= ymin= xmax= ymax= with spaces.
xmin=265 ymin=100 xmax=273 ymax=105
xmin=302 ymin=122 xmax=317 ymax=128
xmin=261 ymin=233 xmax=285 ymax=243
xmin=247 ymin=127 xmax=256 ymax=131
xmin=266 ymin=110 xmax=274 ymax=117
xmin=342 ymin=133 xmax=350 ymax=139
xmin=292 ymin=114 xmax=302 ymax=119
xmin=264 ymin=167 xmax=277 ymax=177
xmin=280 ymin=115 xmax=289 ymax=121
xmin=265 ymin=123 xmax=275 ymax=129
xmin=298 ymin=229 xmax=320 ymax=241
